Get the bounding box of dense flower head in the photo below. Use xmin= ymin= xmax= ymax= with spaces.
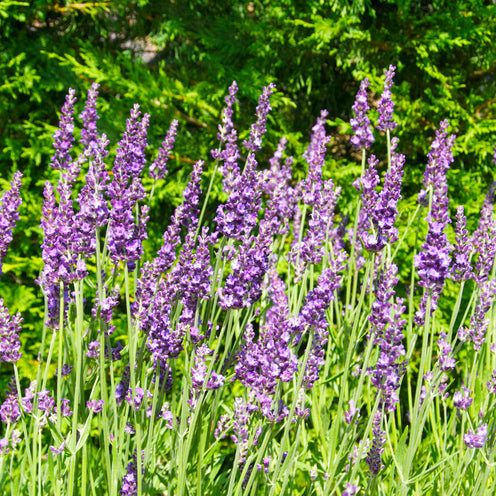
xmin=107 ymin=105 xmax=150 ymax=268
xmin=350 ymin=79 xmax=374 ymax=151
xmin=79 ymin=82 xmax=100 ymax=154
xmin=369 ymin=261 xmax=406 ymax=413
xmin=472 ymin=184 xmax=496 ymax=285
xmin=366 ymin=411 xmax=386 ymax=475
xmin=437 ymin=331 xmax=456 ymax=371
xmin=291 ymin=179 xmax=341 ymax=277
xmin=75 ymin=133 xmax=110 ymax=257
xmin=301 ymin=110 xmax=330 ymax=206
xmin=453 ymin=387 xmax=473 ymax=410
xmin=0 ymin=170 xmax=22 ymax=273
xmin=243 ymin=83 xmax=276 ymax=153
xmin=149 ymin=119 xmax=178 ymax=180
xmin=300 ymin=251 xmax=347 ymax=388
xmin=377 ymin=65 xmax=398 ymax=132
xmin=414 ymin=120 xmax=454 ymax=325
xmin=0 ymin=299 xmax=22 ymax=363
xmin=214 ymin=153 xmax=261 ymax=240
xmin=218 ymin=232 xmax=271 ymax=310
xmin=212 ymin=81 xmax=241 ymax=193
xmin=0 ymin=382 xmax=20 ymax=424
xmin=418 ymin=119 xmax=455 ymax=205
xmin=464 ymin=423 xmax=488 ymax=449
xmin=50 ymin=88 xmax=77 ymax=170
xmin=450 ymin=206 xmax=473 ymax=282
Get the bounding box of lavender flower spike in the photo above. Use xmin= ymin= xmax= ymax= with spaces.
xmin=0 ymin=171 xmax=22 ymax=273
xmin=377 ymin=65 xmax=398 ymax=132
xmin=243 ymin=83 xmax=276 ymax=153
xmin=0 ymin=299 xmax=22 ymax=363
xmin=212 ymin=81 xmax=241 ymax=193
xmin=350 ymin=78 xmax=374 ymax=151
xmin=51 ymin=88 xmax=77 ymax=170
xmin=79 ymin=82 xmax=100 ymax=155
xmin=414 ymin=120 xmax=455 ymax=325
xmin=149 ymin=119 xmax=179 ymax=180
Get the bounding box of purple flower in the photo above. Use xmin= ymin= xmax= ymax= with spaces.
xmin=191 ymin=344 xmax=225 ymax=391
xmin=149 ymin=119 xmax=178 ymax=180
xmin=343 ymin=483 xmax=359 ymax=496
xmin=0 ymin=382 xmax=20 ymax=424
xmin=0 ymin=170 xmax=22 ymax=273
xmin=120 ymin=460 xmax=138 ymax=495
xmin=357 ymin=139 xmax=405 ymax=252
xmin=369 ymin=260 xmax=407 ymax=413
xmin=243 ymin=83 xmax=276 ymax=153
xmin=0 ymin=299 xmax=22 ymax=363
xmin=50 ymin=89 xmax=77 ymax=170
xmin=450 ymin=206 xmax=473 ymax=282
xmin=86 ymin=340 xmax=100 ymax=359
xmin=300 ymin=252 xmax=347 ymax=388
xmin=87 ymin=399 xmax=104 ymax=414
xmin=21 ymin=381 xmax=36 ymax=414
xmin=218 ymin=232 xmax=271 ymax=310
xmin=212 ymin=81 xmax=241 ymax=193
xmin=414 ymin=120 xmax=454 ymax=325
xmin=215 ymin=153 xmax=261 ymax=240
xmin=37 ymin=390 xmax=55 ymax=412
xmin=59 ymin=398 xmax=72 ymax=417
xmin=291 ymin=179 xmax=341 ymax=278
xmin=49 ymin=441 xmax=66 ymax=456
xmin=366 ymin=411 xmax=385 ymax=476
xmin=453 ymin=387 xmax=473 ymax=410
xmin=344 ymin=400 xmax=361 ymax=425
xmin=459 ymin=279 xmax=496 ymax=351
xmin=437 ymin=331 xmax=456 ymax=371
xmin=464 ymin=423 xmax=488 ymax=449
xmin=231 ymin=398 xmax=251 ymax=466
xmin=301 ymin=110 xmax=330 ymax=206
xmin=350 ymin=79 xmax=374 ymax=151
xmin=377 ymin=65 xmax=398 ymax=132
xmin=107 ymin=105 xmax=150 ymax=269
xmin=75 ymin=132 xmax=110 ymax=257
xmin=56 ymin=364 xmax=73 ymax=377
xmin=79 ymin=82 xmax=100 ymax=155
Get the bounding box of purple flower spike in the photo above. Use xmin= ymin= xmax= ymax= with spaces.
xmin=243 ymin=83 xmax=276 ymax=153
xmin=80 ymin=83 xmax=100 ymax=155
xmin=453 ymin=387 xmax=473 ymax=410
xmin=215 ymin=153 xmax=262 ymax=240
xmin=0 ymin=382 xmax=20 ymax=424
xmin=0 ymin=171 xmax=22 ymax=273
xmin=301 ymin=110 xmax=330 ymax=206
xmin=87 ymin=399 xmax=104 ymax=414
xmin=377 ymin=65 xmax=398 ymax=132
xmin=414 ymin=120 xmax=455 ymax=325
xmin=366 ymin=411 xmax=385 ymax=475
xmin=350 ymin=79 xmax=374 ymax=151
xmin=149 ymin=119 xmax=179 ymax=180
xmin=464 ymin=423 xmax=488 ymax=449
xmin=450 ymin=206 xmax=473 ymax=282
xmin=107 ymin=105 xmax=150 ymax=268
xmin=0 ymin=300 xmax=22 ymax=363
xmin=437 ymin=331 xmax=456 ymax=371
xmin=212 ymin=81 xmax=241 ymax=193
xmin=51 ymin=88 xmax=77 ymax=170
xmin=369 ymin=261 xmax=406 ymax=413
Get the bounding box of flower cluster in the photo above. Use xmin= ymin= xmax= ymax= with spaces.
xmin=350 ymin=79 xmax=374 ymax=151
xmin=414 ymin=120 xmax=455 ymax=325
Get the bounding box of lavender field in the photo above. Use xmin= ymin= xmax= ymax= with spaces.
xmin=0 ymin=66 xmax=495 ymax=495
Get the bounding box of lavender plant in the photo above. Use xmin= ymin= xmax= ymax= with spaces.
xmin=0 ymin=68 xmax=495 ymax=496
